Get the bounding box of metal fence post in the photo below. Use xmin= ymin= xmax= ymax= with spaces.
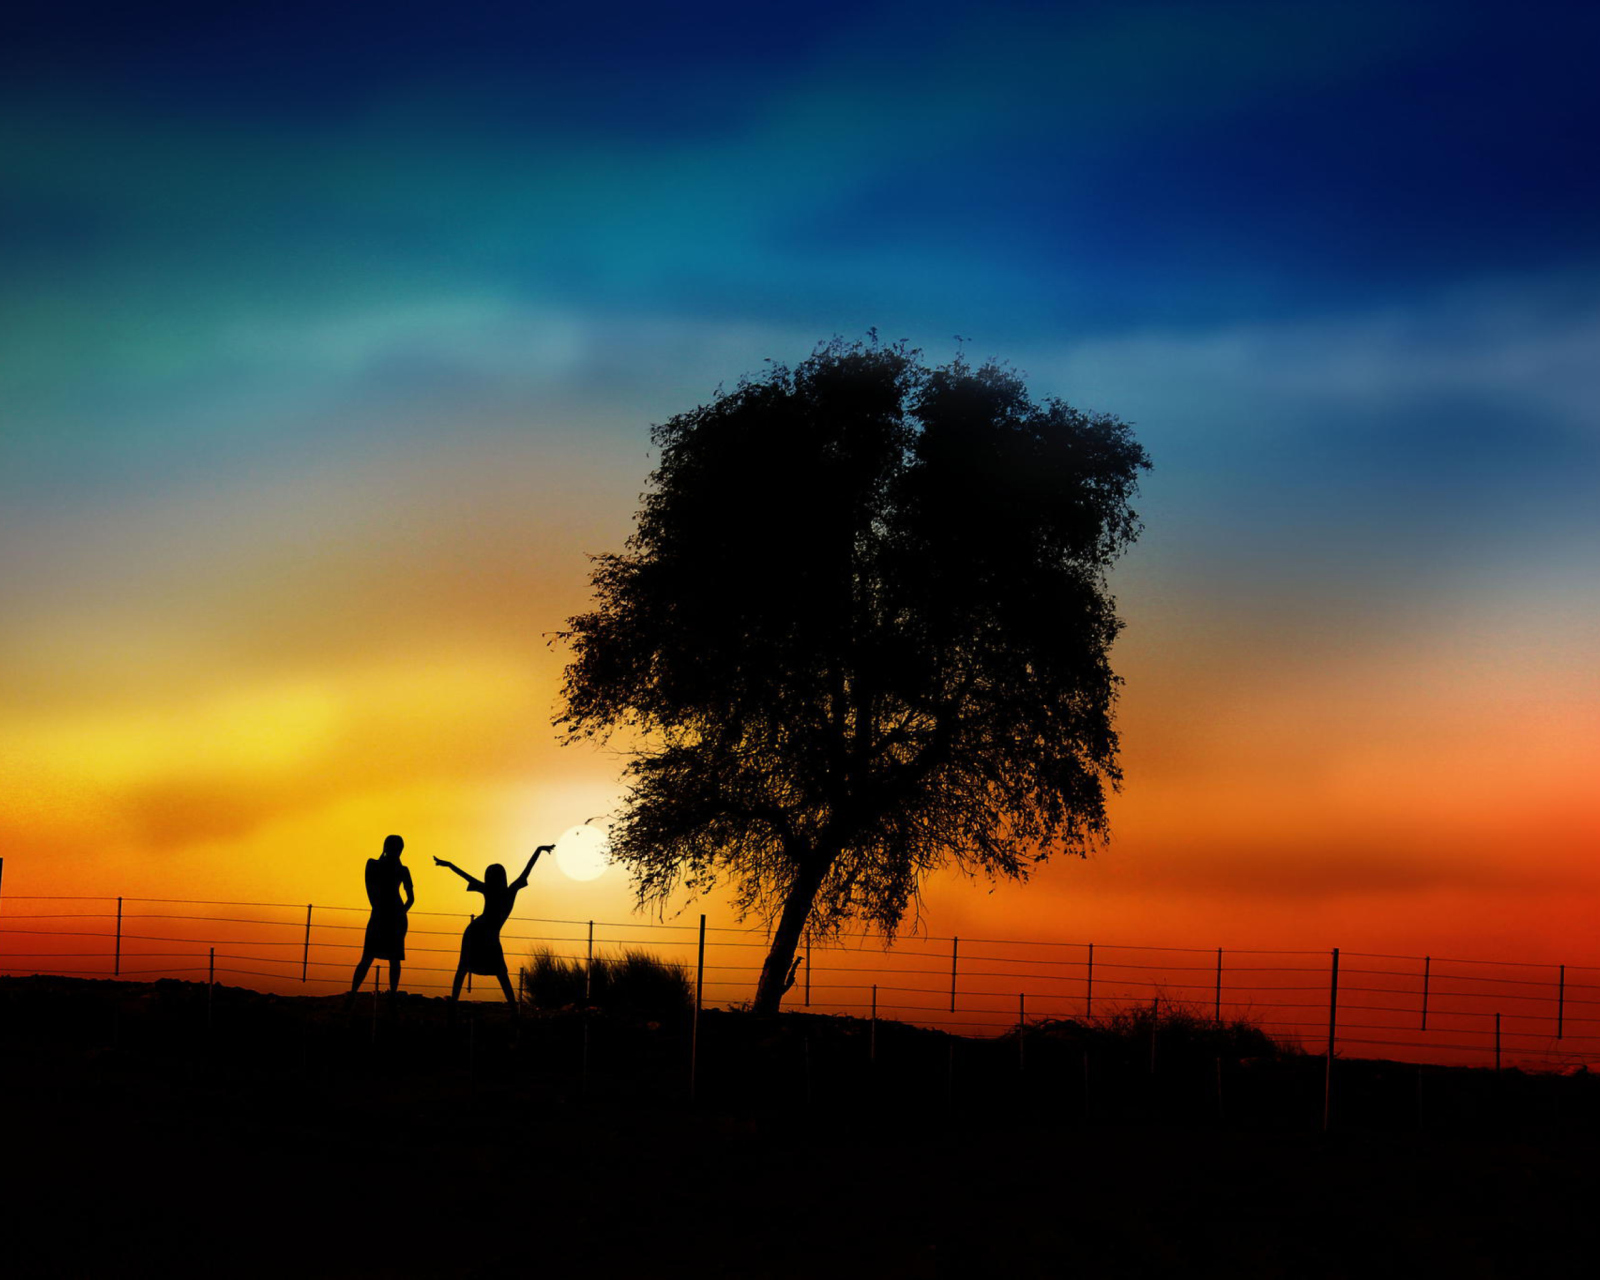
xmin=1149 ymin=997 xmax=1159 ymax=1076
xmin=1557 ymin=965 xmax=1565 ymax=1039
xmin=1214 ymin=947 xmax=1223 ymax=1027
xmin=1323 ymin=947 xmax=1340 ymax=1133
xmin=690 ymin=913 xmax=705 ymax=1104
xmin=115 ymin=896 xmax=122 ymax=976
xmin=1018 ymin=992 xmax=1026 ymax=1074
xmin=584 ymin=920 xmax=595 ymax=1089
xmin=805 ymin=934 xmax=812 ymax=1008
xmin=1495 ymin=1012 xmax=1501 ymax=1073
xmin=1421 ymin=956 xmax=1430 ymax=1031
xmin=949 ymin=936 xmax=959 ymax=1013
xmin=1085 ymin=942 xmax=1094 ymax=1020
xmin=466 ymin=915 xmax=473 ymax=993
xmin=207 ymin=946 xmax=215 ymax=1031
xmin=870 ymin=984 xmax=877 ymax=1065
xmin=300 ymin=904 xmax=311 ymax=982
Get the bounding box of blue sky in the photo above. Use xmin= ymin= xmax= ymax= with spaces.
xmin=11 ymin=0 xmax=1593 ymax=600
xmin=3 ymin=1 xmax=1598 ymax=945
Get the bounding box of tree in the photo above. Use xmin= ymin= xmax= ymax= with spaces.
xmin=556 ymin=337 xmax=1150 ymax=1014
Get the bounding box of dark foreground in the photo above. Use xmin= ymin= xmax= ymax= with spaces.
xmin=4 ymin=977 xmax=1598 ymax=1278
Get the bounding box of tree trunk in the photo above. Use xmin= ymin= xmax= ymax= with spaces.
xmin=752 ymin=855 xmax=831 ymax=1015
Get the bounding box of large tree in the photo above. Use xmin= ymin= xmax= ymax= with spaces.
xmin=557 ymin=338 xmax=1150 ymax=1013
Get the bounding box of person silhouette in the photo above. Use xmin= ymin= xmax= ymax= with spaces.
xmin=436 ymin=845 xmax=553 ymax=1007
xmin=350 ymin=834 xmax=413 ymax=999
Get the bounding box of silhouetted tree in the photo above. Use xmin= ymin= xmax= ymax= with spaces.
xmin=557 ymin=338 xmax=1150 ymax=1013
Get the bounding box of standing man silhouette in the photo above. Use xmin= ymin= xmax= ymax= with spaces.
xmin=436 ymin=846 xmax=553 ymax=1007
xmin=350 ymin=834 xmax=413 ymax=999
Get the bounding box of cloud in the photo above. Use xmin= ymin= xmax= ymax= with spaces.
xmin=1093 ymin=834 xmax=1581 ymax=901
xmin=1045 ymin=269 xmax=1600 ymax=431
xmin=0 ymin=0 xmax=1447 ymax=424
xmin=0 ymin=646 xmax=553 ymax=851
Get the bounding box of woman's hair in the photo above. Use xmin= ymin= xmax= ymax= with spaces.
xmin=382 ymin=834 xmax=404 ymax=857
xmin=485 ymin=863 xmax=507 ymax=890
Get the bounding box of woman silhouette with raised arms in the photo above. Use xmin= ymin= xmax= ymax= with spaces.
xmin=436 ymin=845 xmax=553 ymax=1007
xmin=350 ymin=834 xmax=413 ymax=1000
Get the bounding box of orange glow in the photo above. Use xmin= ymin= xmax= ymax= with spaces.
xmin=4 ymin=433 xmax=1598 ymax=1065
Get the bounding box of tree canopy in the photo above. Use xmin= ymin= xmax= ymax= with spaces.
xmin=557 ymin=338 xmax=1150 ymax=1012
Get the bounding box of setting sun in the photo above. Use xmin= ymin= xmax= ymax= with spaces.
xmin=554 ymin=823 xmax=611 ymax=881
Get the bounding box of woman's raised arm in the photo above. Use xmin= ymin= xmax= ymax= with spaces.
xmin=433 ymin=857 xmax=481 ymax=890
xmin=510 ymin=844 xmax=554 ymax=892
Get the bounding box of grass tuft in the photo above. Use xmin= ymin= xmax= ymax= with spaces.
xmin=519 ymin=945 xmax=692 ymax=1022
xmin=1028 ymin=998 xmax=1296 ymax=1060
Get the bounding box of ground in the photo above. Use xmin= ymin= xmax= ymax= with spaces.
xmin=3 ymin=977 xmax=1596 ymax=1278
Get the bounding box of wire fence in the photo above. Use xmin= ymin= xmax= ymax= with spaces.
xmin=3 ymin=873 xmax=1597 ymax=1074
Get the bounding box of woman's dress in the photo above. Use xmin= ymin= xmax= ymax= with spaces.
xmin=460 ymin=881 xmax=519 ymax=975
xmin=362 ymin=857 xmax=408 ymax=962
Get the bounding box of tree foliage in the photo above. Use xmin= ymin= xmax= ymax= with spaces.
xmin=557 ymin=338 xmax=1150 ymax=1011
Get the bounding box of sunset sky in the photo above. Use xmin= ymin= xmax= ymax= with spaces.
xmin=4 ymin=0 xmax=1597 ymax=972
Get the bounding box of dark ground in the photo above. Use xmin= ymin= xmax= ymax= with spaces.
xmin=4 ymin=976 xmax=1598 ymax=1278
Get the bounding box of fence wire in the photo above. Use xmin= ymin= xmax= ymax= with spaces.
xmin=3 ymin=892 xmax=1598 ymax=1070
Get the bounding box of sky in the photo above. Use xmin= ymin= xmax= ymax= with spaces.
xmin=3 ymin=0 xmax=1598 ymax=980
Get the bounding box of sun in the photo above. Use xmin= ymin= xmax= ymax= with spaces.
xmin=554 ymin=824 xmax=611 ymax=881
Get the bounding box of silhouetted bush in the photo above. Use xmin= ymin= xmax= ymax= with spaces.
xmin=1028 ymin=998 xmax=1294 ymax=1062
xmin=520 ymin=945 xmax=692 ymax=1023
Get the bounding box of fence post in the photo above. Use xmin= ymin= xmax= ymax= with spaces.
xmin=466 ymin=916 xmax=473 ymax=993
xmin=949 ymin=936 xmax=959 ymax=1013
xmin=583 ymin=920 xmax=595 ymax=1090
xmin=1085 ymin=942 xmax=1094 ymax=1019
xmin=115 ymin=896 xmax=122 ymax=977
xmin=1557 ymin=965 xmax=1565 ymax=1039
xmin=870 ymin=984 xmax=877 ymax=1065
xmin=302 ymin=904 xmax=312 ymax=983
xmin=1323 ymin=947 xmax=1340 ymax=1133
xmin=690 ymin=913 xmax=705 ymax=1104
xmin=805 ymin=934 xmax=812 ymax=1008
xmin=207 ymin=946 xmax=215 ymax=1031
xmin=1018 ymin=992 xmax=1026 ymax=1074
xmin=1421 ymin=956 xmax=1430 ymax=1031
xmin=1495 ymin=1012 xmax=1501 ymax=1073
xmin=1149 ymin=997 xmax=1159 ymax=1076
xmin=371 ymin=963 xmax=380 ymax=1043
xmin=1215 ymin=947 xmax=1223 ymax=1027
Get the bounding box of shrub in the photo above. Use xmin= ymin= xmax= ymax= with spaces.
xmin=519 ymin=945 xmax=692 ymax=1022
xmin=1030 ymin=998 xmax=1292 ymax=1060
